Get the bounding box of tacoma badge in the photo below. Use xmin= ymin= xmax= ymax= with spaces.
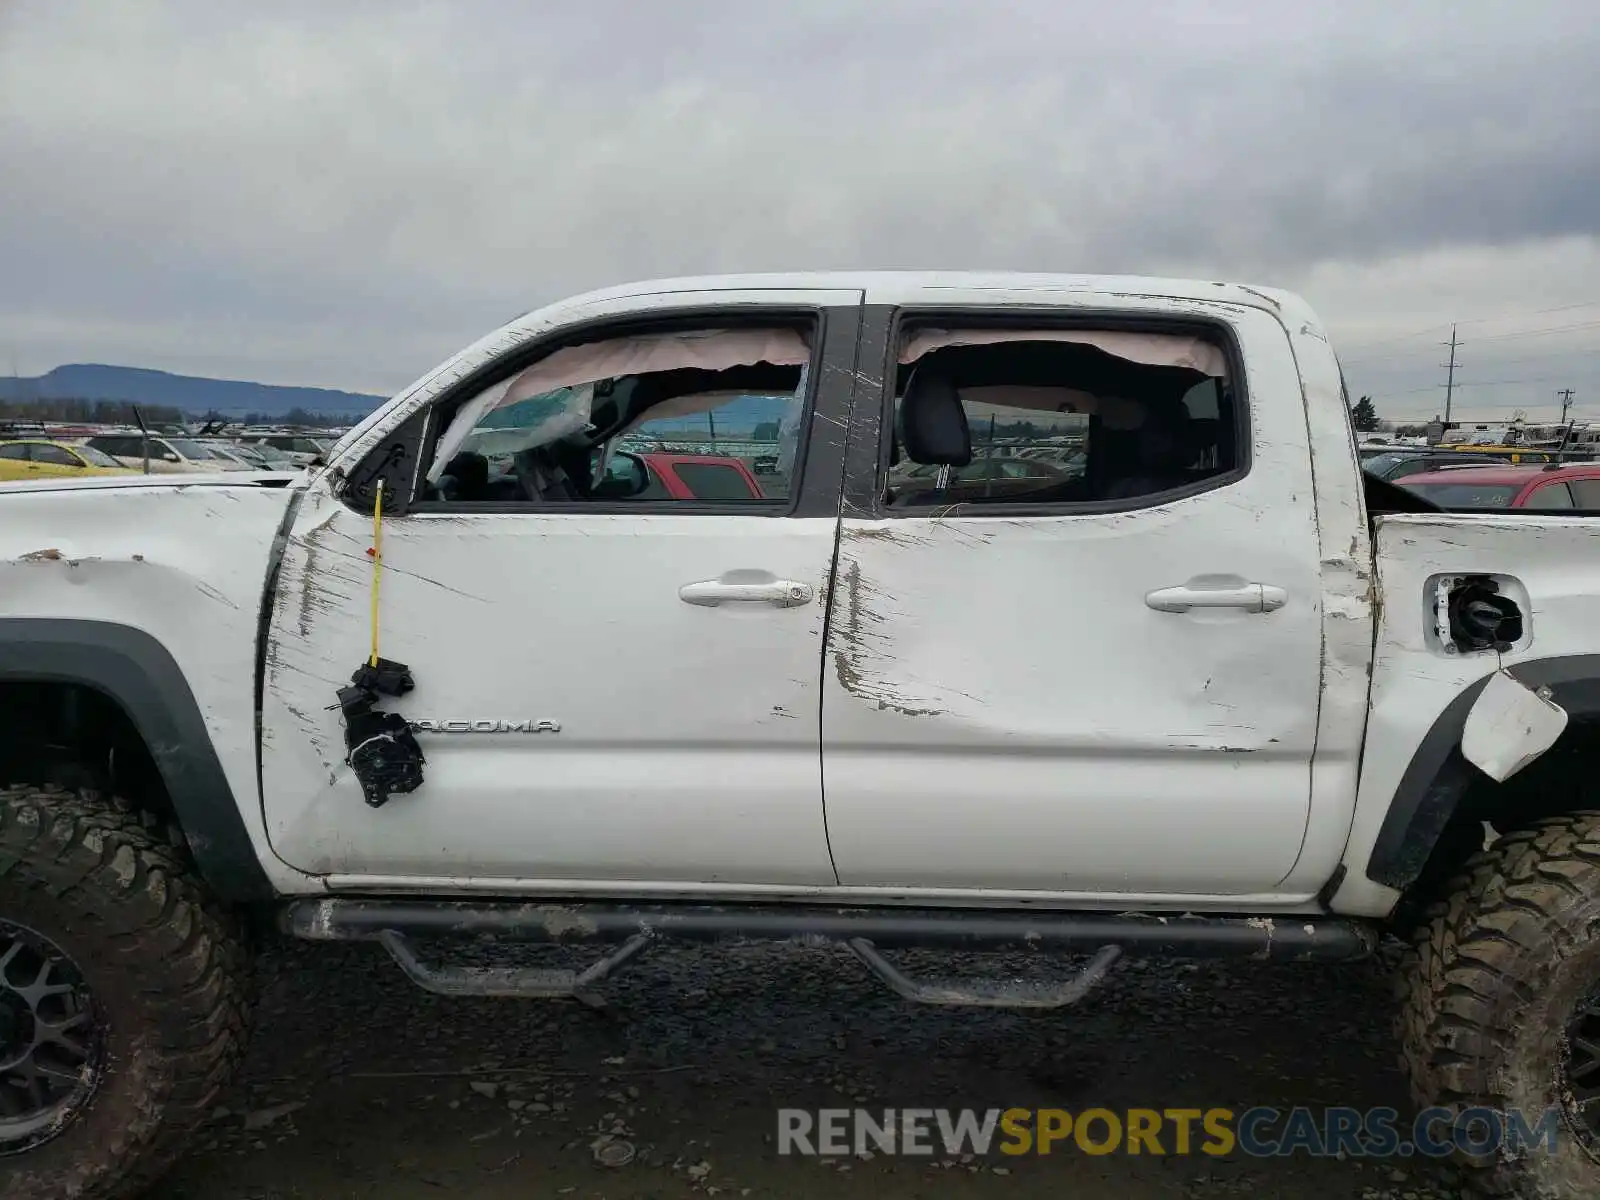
xmin=408 ymin=719 xmax=562 ymax=734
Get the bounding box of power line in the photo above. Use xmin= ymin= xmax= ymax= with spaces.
xmin=1337 ymin=322 xmax=1454 ymax=353
xmin=1431 ymin=347 xmax=1600 ymax=370
xmin=1467 ymin=319 xmax=1600 ymax=344
xmin=1456 ymin=300 xmax=1600 ymax=327
xmin=1343 ymin=320 xmax=1600 ymax=366
xmin=1377 ymin=374 xmax=1600 ymax=397
xmin=1337 ymin=298 xmax=1600 ymax=352
xmin=1349 ymin=344 xmax=1600 ymax=371
xmin=1450 ymin=374 xmax=1597 ymax=388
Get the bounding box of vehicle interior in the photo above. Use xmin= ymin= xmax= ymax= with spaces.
xmin=421 ymin=325 xmax=810 ymax=505
xmin=882 ymin=328 xmax=1240 ymax=507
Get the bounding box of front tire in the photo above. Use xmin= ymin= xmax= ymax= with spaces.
xmin=1398 ymin=812 xmax=1600 ymax=1198
xmin=0 ymin=786 xmax=254 ymax=1199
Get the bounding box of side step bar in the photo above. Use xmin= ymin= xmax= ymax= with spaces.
xmin=283 ymin=899 xmax=1377 ymax=1007
xmin=376 ymin=929 xmax=653 ymax=999
xmin=847 ymin=939 xmax=1123 ymax=1009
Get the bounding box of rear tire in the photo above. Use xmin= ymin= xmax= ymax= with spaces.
xmin=1397 ymin=812 xmax=1600 ymax=1198
xmin=0 ymin=785 xmax=254 ymax=1199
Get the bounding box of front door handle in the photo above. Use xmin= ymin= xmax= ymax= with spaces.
xmin=1145 ymin=583 xmax=1287 ymax=614
xmin=679 ymin=579 xmax=815 ymax=607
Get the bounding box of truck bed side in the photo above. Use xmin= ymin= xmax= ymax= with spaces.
xmin=1335 ymin=512 xmax=1600 ymax=915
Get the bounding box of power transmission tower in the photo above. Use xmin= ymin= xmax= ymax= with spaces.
xmin=1440 ymin=324 xmax=1460 ymax=424
xmin=1558 ymin=388 xmax=1576 ymax=424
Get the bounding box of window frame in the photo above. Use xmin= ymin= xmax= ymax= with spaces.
xmin=398 ymin=307 xmax=833 ymax=519
xmin=89 ymin=436 xmax=140 ymax=458
xmin=1522 ymin=480 xmax=1576 ymax=510
xmin=866 ymin=307 xmax=1254 ymax=519
xmin=1566 ymin=475 xmax=1600 ymax=510
xmin=30 ymin=444 xmax=81 ymax=467
xmin=660 ymin=459 xmax=763 ymax=501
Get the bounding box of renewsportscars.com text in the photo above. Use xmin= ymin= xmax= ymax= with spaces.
xmin=777 ymin=1106 xmax=1563 ymax=1159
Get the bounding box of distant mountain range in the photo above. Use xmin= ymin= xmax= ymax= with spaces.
xmin=0 ymin=365 xmax=803 ymax=429
xmin=0 ymin=364 xmax=387 ymax=417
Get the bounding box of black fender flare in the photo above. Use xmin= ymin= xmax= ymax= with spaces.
xmin=1366 ymin=653 xmax=1600 ymax=891
xmin=0 ymin=617 xmax=275 ymax=902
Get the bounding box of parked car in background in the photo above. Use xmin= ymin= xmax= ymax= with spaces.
xmin=84 ymin=433 xmax=253 ymax=473
xmin=0 ymin=439 xmax=137 ymax=481
xmin=246 ymin=433 xmax=332 ymax=464
xmin=1432 ymin=443 xmax=1557 ymax=465
xmin=434 ymin=447 xmax=769 ymax=501
xmin=200 ymin=441 xmax=278 ymax=469
xmin=1396 ymin=463 xmax=1600 ymax=509
xmin=635 ymin=451 xmax=766 ymax=499
xmin=237 ymin=442 xmax=305 ymax=468
xmin=1360 ymin=448 xmax=1503 ymax=481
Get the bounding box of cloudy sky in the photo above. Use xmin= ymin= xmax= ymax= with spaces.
xmin=3 ymin=0 xmax=1598 ymax=421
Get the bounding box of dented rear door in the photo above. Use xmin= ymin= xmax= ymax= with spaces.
xmin=820 ymin=294 xmax=1326 ymax=897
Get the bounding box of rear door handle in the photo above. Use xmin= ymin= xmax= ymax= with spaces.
xmin=1145 ymin=583 xmax=1287 ymax=613
xmin=679 ymin=579 xmax=815 ymax=607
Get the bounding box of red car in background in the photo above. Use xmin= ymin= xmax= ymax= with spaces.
xmin=1397 ymin=463 xmax=1600 ymax=510
xmin=636 ymin=452 xmax=766 ymax=500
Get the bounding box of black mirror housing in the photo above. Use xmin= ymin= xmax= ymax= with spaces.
xmin=591 ymin=449 xmax=650 ymax=498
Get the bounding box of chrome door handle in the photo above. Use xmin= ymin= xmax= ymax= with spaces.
xmin=679 ymin=579 xmax=815 ymax=607
xmin=1145 ymin=583 xmax=1287 ymax=613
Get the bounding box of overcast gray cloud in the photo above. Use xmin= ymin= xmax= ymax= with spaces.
xmin=3 ymin=0 xmax=1598 ymax=419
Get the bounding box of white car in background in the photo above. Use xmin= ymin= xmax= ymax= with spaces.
xmin=246 ymin=433 xmax=334 ymax=465
xmin=200 ymin=441 xmax=285 ymax=470
xmin=235 ymin=441 xmax=305 ymax=469
xmin=83 ymin=433 xmax=254 ymax=473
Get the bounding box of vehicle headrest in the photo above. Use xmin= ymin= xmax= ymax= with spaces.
xmin=1134 ymin=400 xmax=1197 ymax=471
xmin=898 ymin=364 xmax=972 ymax=467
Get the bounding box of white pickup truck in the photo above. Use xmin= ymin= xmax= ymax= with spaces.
xmin=3 ymin=273 xmax=1598 ymax=1199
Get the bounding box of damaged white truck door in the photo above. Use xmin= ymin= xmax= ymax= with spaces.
xmin=259 ymin=289 xmax=862 ymax=890
xmin=821 ymin=296 xmax=1328 ymax=897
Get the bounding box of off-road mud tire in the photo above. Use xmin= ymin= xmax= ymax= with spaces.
xmin=1397 ymin=811 xmax=1600 ymax=1198
xmin=0 ymin=785 xmax=254 ymax=1199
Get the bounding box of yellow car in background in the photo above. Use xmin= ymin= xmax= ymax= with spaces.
xmin=1435 ymin=442 xmax=1558 ymax=464
xmin=0 ymin=439 xmax=139 ymax=481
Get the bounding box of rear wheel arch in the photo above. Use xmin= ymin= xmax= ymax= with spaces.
xmin=0 ymin=618 xmax=273 ymax=903
xmin=1369 ymin=653 xmax=1600 ymax=911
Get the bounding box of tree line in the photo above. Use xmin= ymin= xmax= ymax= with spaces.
xmin=230 ymin=408 xmax=353 ymax=428
xmin=0 ymin=399 xmax=356 ymax=428
xmin=0 ymin=397 xmax=186 ymax=425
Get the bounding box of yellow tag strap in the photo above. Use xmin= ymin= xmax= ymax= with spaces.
xmin=368 ymin=479 xmax=384 ymax=667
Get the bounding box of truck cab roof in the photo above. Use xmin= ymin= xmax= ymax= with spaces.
xmin=540 ymin=270 xmax=1300 ymax=314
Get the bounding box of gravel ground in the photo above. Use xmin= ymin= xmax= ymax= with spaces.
xmin=152 ymin=935 xmax=1456 ymax=1200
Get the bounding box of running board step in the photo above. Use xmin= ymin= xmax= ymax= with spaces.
xmin=847 ymin=939 xmax=1121 ymax=1009
xmin=377 ymin=929 xmax=652 ymax=999
xmin=285 ymin=899 xmax=1375 ymax=1004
